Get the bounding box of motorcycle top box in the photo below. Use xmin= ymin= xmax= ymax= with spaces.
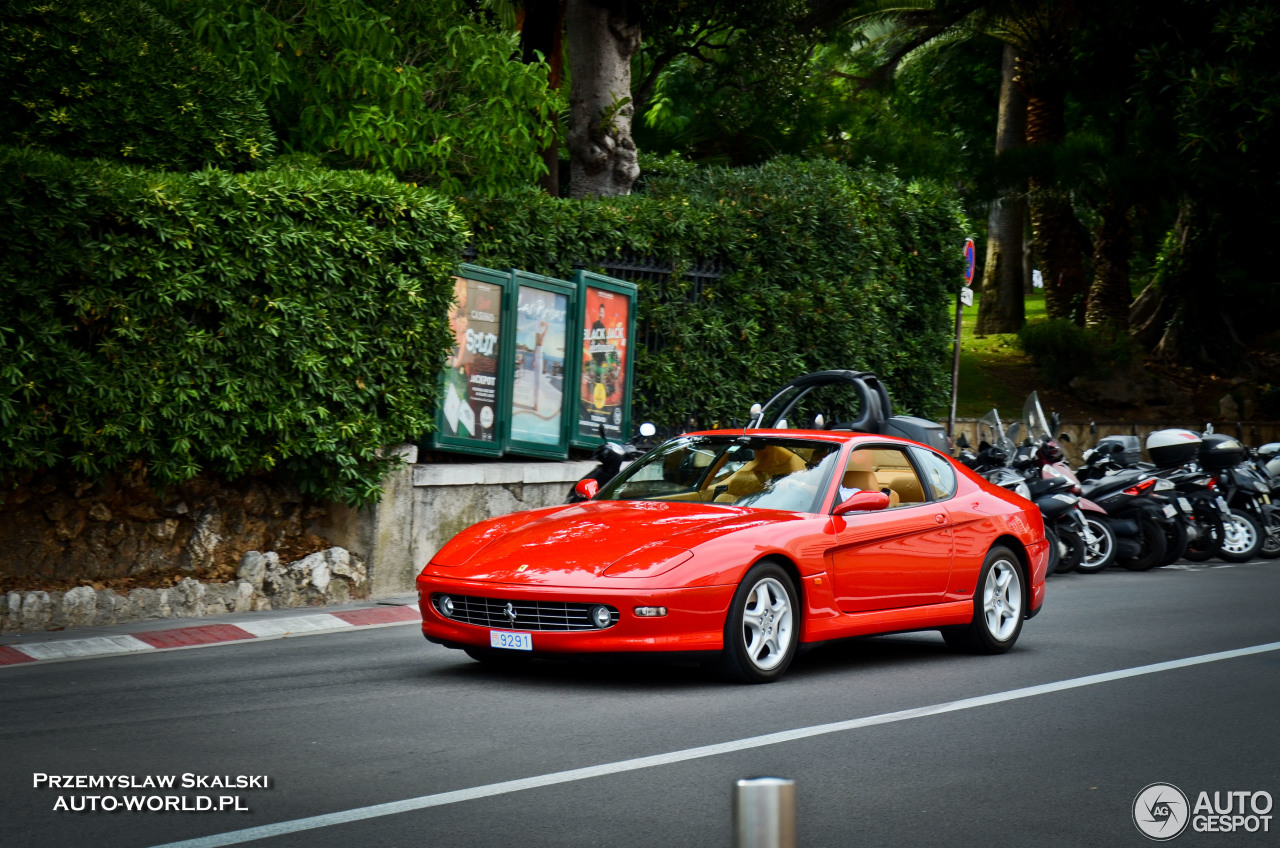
xmin=1146 ymin=429 xmax=1201 ymax=468
xmin=1199 ymin=433 xmax=1247 ymax=470
xmin=1098 ymin=435 xmax=1142 ymax=466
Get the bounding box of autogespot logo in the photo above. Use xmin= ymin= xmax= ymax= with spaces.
xmin=1133 ymin=783 xmax=1190 ymax=841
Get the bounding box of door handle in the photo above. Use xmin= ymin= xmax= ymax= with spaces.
xmin=934 ymin=513 xmax=948 ymax=525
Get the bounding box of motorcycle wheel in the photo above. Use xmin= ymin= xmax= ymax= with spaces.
xmin=1119 ymin=515 xmax=1168 ymax=571
xmin=1055 ymin=527 xmax=1085 ymax=574
xmin=1216 ymin=509 xmax=1263 ymax=563
xmin=1074 ymin=515 xmax=1118 ymax=574
xmin=1043 ymin=526 xmax=1061 ymax=576
xmin=1259 ymin=508 xmax=1280 ymax=560
xmin=1157 ymin=519 xmax=1189 ymax=567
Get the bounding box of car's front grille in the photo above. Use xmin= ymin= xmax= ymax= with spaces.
xmin=433 ymin=594 xmax=619 ymax=630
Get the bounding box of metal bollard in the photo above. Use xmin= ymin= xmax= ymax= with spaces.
xmin=733 ymin=776 xmax=796 ymax=848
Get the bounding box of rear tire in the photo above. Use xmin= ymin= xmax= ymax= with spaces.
xmin=942 ymin=546 xmax=1025 ymax=654
xmin=1157 ymin=518 xmax=1189 ymax=566
xmin=1118 ymin=515 xmax=1167 ymax=571
xmin=1259 ymin=508 xmax=1280 ymax=559
xmin=1043 ymin=526 xmax=1061 ymax=576
xmin=1054 ymin=527 xmax=1085 ymax=574
xmin=710 ymin=561 xmax=799 ymax=684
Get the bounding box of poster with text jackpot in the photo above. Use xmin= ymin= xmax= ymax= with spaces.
xmin=439 ymin=274 xmax=502 ymax=448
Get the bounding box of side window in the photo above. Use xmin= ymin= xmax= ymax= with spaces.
xmin=911 ymin=446 xmax=958 ymax=501
xmin=842 ymin=447 xmax=928 ymax=508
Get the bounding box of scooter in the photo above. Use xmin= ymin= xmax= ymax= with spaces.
xmin=567 ymin=422 xmax=657 ymax=502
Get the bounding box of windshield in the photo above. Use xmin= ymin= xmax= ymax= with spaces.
xmin=1022 ymin=391 xmax=1052 ymax=442
xmin=597 ymin=436 xmax=843 ymax=513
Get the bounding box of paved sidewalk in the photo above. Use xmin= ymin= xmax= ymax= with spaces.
xmin=0 ymin=594 xmax=421 ymax=668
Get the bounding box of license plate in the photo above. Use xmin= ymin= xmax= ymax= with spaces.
xmin=1177 ymin=497 xmax=1192 ymax=513
xmin=1163 ymin=504 xmax=1178 ymax=519
xmin=490 ymin=630 xmax=533 ymax=651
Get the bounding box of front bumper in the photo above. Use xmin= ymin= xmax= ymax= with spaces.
xmin=416 ymin=574 xmax=735 ymax=653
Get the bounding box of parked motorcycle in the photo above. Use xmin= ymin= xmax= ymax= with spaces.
xmin=959 ymin=408 xmax=1085 ymax=575
xmin=567 ymin=422 xmax=658 ymax=502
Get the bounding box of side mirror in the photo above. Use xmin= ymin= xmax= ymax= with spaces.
xmin=748 ymin=403 xmax=763 ymax=428
xmin=813 ymin=413 xmax=825 ymax=430
xmin=955 ymin=433 xmax=971 ymax=450
xmin=833 ymin=491 xmax=891 ymax=515
xmin=574 ymin=478 xmax=599 ymax=500
xmin=639 ymin=422 xmax=656 ymax=438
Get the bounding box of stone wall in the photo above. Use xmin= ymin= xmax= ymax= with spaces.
xmin=1 ymin=547 xmax=366 ymax=633
xmin=0 ymin=469 xmax=328 ymax=593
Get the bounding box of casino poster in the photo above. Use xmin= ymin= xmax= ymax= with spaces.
xmin=440 ymin=275 xmax=501 ymax=443
xmin=578 ymin=286 xmax=631 ymax=440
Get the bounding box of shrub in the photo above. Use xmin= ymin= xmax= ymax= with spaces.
xmin=1017 ymin=318 xmax=1135 ymax=386
xmin=463 ymin=157 xmax=966 ymax=423
xmin=0 ymin=148 xmax=465 ymax=505
xmin=0 ymin=0 xmax=275 ymax=170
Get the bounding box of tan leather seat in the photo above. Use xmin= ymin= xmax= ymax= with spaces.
xmin=714 ymin=446 xmax=806 ymax=502
xmin=882 ymin=473 xmax=926 ymax=504
xmin=841 ymin=450 xmax=899 ymax=506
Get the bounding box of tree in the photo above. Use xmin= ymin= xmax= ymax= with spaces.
xmin=0 ymin=0 xmax=274 ymax=170
xmin=975 ymin=43 xmax=1027 ymax=334
xmin=155 ymin=0 xmax=562 ymax=195
xmin=565 ymin=0 xmax=642 ymax=197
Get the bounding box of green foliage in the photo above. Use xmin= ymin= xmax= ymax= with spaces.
xmin=155 ymin=0 xmax=563 ymax=195
xmin=463 ymin=157 xmax=966 ymax=422
xmin=0 ymin=0 xmax=274 ymax=170
xmin=0 ymin=148 xmax=466 ymax=505
xmin=1017 ymin=318 xmax=1135 ymax=387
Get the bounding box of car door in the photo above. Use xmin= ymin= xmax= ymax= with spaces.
xmin=827 ymin=445 xmax=955 ymax=612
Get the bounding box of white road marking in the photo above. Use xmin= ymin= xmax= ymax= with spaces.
xmin=236 ymin=615 xmax=354 ymax=638
xmin=149 ymin=639 xmax=1280 ymax=848
xmin=14 ymin=635 xmax=153 ymax=660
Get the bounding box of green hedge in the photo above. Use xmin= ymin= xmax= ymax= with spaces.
xmin=0 ymin=0 xmax=275 ymax=170
xmin=463 ymin=158 xmax=966 ymax=424
xmin=0 ymin=148 xmax=465 ymax=505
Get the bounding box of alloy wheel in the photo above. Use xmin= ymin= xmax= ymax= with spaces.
xmin=741 ymin=576 xmax=794 ymax=671
xmin=982 ymin=559 xmax=1022 ymax=642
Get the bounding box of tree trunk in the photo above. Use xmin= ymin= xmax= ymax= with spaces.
xmin=566 ymin=0 xmax=641 ymax=198
xmin=1024 ymin=83 xmax=1089 ymax=323
xmin=976 ymin=44 xmax=1028 ymax=335
xmin=1084 ymin=196 xmax=1132 ymax=330
xmin=521 ymin=0 xmax=567 ymax=196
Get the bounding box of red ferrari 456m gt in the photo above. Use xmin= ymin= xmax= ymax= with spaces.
xmin=417 ymin=430 xmax=1049 ymax=683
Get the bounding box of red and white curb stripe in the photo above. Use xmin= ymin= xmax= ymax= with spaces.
xmin=0 ymin=605 xmax=419 ymax=667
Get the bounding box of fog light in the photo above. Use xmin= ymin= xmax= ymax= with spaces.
xmin=435 ymin=595 xmax=454 ymax=617
xmin=634 ymin=606 xmax=668 ymax=617
xmin=591 ymin=605 xmax=612 ymax=629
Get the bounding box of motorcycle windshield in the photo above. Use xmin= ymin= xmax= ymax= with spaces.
xmin=977 ymin=409 xmax=1004 ymax=450
xmin=1022 ymin=392 xmax=1052 ymax=442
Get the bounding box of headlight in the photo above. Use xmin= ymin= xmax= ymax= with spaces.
xmin=590 ymin=605 xmax=612 ymax=629
xmin=434 ymin=594 xmax=454 ymax=617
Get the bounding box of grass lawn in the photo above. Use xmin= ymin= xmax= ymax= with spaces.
xmin=943 ymin=290 xmax=1045 ymax=419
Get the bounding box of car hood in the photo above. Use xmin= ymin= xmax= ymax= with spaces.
xmin=427 ymin=499 xmax=799 ymax=586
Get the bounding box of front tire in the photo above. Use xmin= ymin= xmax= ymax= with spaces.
xmin=1054 ymin=527 xmax=1085 ymax=574
xmin=711 ymin=562 xmax=799 ymax=684
xmin=942 ymin=546 xmax=1025 ymax=654
xmin=1074 ymin=515 xmax=1117 ymax=573
xmin=1217 ymin=509 xmax=1263 ymax=563
xmin=1157 ymin=518 xmax=1190 ymax=566
xmin=1258 ymin=507 xmax=1280 ymax=559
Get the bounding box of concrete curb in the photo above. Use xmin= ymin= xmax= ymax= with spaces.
xmin=0 ymin=603 xmax=420 ymax=668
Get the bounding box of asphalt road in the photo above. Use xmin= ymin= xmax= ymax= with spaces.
xmin=4 ymin=561 xmax=1279 ymax=848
